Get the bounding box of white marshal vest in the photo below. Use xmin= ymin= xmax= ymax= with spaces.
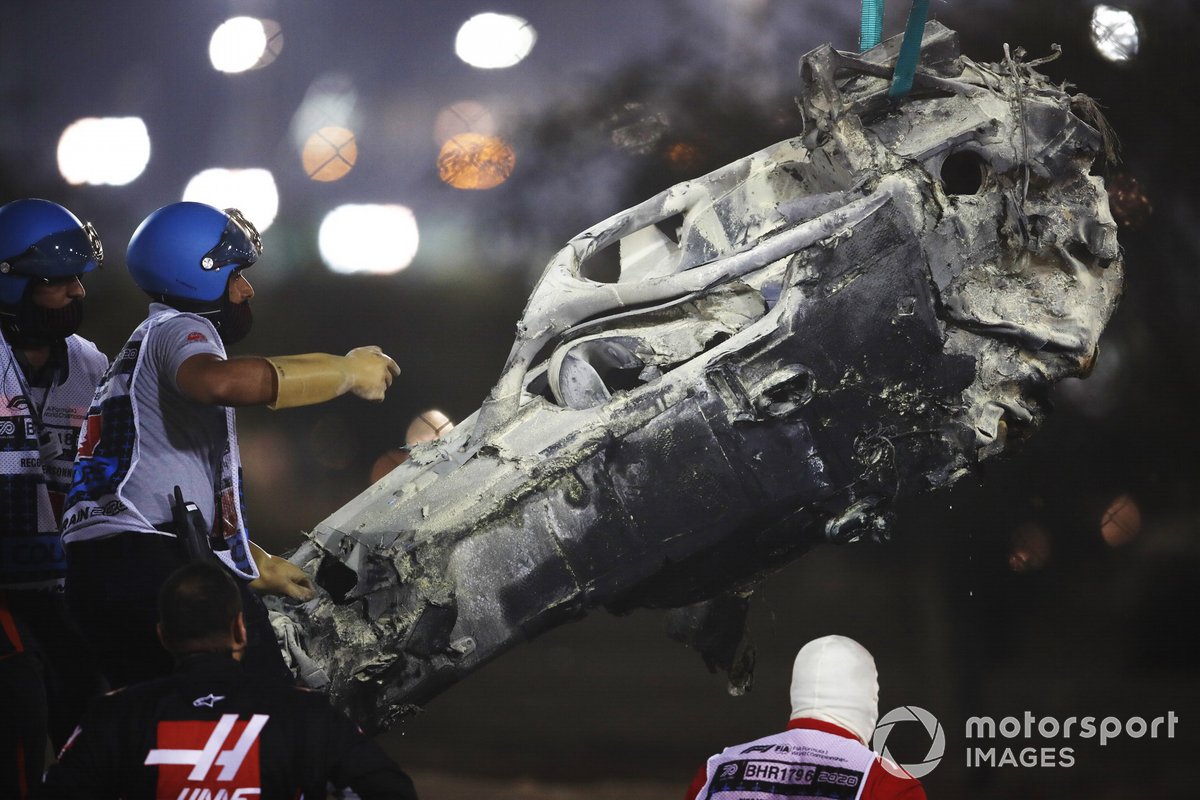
xmin=62 ymin=309 xmax=258 ymax=580
xmin=0 ymin=335 xmax=107 ymax=589
xmin=696 ymin=726 xmax=877 ymax=800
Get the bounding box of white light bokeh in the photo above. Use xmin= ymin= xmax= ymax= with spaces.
xmin=1090 ymin=5 xmax=1140 ymax=63
xmin=182 ymin=168 xmax=279 ymax=232
xmin=454 ymin=13 xmax=536 ymax=69
xmin=209 ymin=17 xmax=268 ymax=73
xmin=319 ymin=204 xmax=419 ymax=275
xmin=57 ymin=117 xmax=151 ymax=186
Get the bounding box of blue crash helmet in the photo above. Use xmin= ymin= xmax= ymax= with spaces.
xmin=0 ymin=198 xmax=104 ymax=306
xmin=126 ymin=202 xmax=261 ymax=304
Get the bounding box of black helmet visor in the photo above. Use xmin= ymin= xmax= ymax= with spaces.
xmin=0 ymin=221 xmax=103 ymax=278
xmin=200 ymin=208 xmax=262 ymax=272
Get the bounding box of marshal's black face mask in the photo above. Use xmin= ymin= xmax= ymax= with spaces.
xmin=213 ymin=293 xmax=253 ymax=347
xmin=1 ymin=285 xmax=84 ymax=347
xmin=161 ymin=270 xmax=254 ymax=347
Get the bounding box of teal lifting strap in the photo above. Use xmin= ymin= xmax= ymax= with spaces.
xmin=888 ymin=0 xmax=931 ymax=98
xmin=860 ymin=0 xmax=885 ymax=51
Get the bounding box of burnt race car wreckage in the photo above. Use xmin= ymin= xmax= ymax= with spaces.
xmin=270 ymin=23 xmax=1124 ymax=732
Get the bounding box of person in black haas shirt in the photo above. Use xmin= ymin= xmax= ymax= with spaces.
xmin=41 ymin=562 xmax=417 ymax=800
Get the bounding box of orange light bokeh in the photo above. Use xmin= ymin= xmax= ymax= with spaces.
xmin=406 ymin=409 xmax=455 ymax=445
xmin=302 ymin=126 xmax=358 ymax=182
xmin=1100 ymin=493 xmax=1141 ymax=546
xmin=664 ymin=140 xmax=704 ymax=173
xmin=370 ymin=411 xmax=456 ymax=484
xmin=1106 ymin=172 xmax=1152 ymax=230
xmin=437 ymin=133 xmax=516 ymax=190
xmin=369 ymin=449 xmax=411 ymax=484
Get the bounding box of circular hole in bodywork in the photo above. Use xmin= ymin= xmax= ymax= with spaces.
xmin=939 ymin=150 xmax=988 ymax=195
xmin=316 ymin=556 xmax=358 ymax=604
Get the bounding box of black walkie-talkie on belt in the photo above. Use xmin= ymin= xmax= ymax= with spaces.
xmin=171 ymin=485 xmax=216 ymax=564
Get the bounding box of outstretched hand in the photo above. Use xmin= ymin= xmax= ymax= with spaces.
xmin=345 ymin=346 xmax=401 ymax=401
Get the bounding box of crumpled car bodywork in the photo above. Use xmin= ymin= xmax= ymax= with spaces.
xmin=275 ymin=23 xmax=1123 ymax=732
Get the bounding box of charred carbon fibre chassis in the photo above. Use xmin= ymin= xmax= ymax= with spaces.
xmin=271 ymin=23 xmax=1123 ymax=732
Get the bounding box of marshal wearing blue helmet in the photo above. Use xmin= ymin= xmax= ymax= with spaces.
xmin=61 ymin=201 xmax=400 ymax=689
xmin=0 ymin=198 xmax=108 ymax=800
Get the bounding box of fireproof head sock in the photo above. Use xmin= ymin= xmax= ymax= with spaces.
xmin=788 ymin=635 xmax=879 ymax=744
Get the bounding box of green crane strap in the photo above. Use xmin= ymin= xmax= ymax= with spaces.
xmin=860 ymin=0 xmax=885 ymax=51
xmin=888 ymin=0 xmax=931 ymax=99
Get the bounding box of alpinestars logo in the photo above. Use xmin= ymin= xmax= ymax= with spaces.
xmin=145 ymin=714 xmax=268 ymax=799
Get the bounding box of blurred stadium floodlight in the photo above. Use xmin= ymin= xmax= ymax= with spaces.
xmin=57 ymin=117 xmax=151 ymax=186
xmin=455 ymin=13 xmax=536 ymax=69
xmin=210 ymin=17 xmax=273 ymax=73
xmin=1090 ymin=5 xmax=1140 ymax=63
xmin=183 ymin=168 xmax=279 ymax=232
xmin=319 ymin=204 xmax=419 ymax=275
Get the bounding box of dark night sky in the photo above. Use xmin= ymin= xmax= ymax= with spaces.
xmin=3 ymin=2 xmax=1199 ymax=797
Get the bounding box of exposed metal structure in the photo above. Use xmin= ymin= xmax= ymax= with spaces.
xmin=273 ymin=23 xmax=1123 ymax=732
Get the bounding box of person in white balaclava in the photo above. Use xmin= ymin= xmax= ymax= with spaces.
xmin=686 ymin=635 xmax=926 ymax=800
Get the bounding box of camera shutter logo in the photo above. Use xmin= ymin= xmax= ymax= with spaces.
xmin=871 ymin=705 xmax=945 ymax=778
